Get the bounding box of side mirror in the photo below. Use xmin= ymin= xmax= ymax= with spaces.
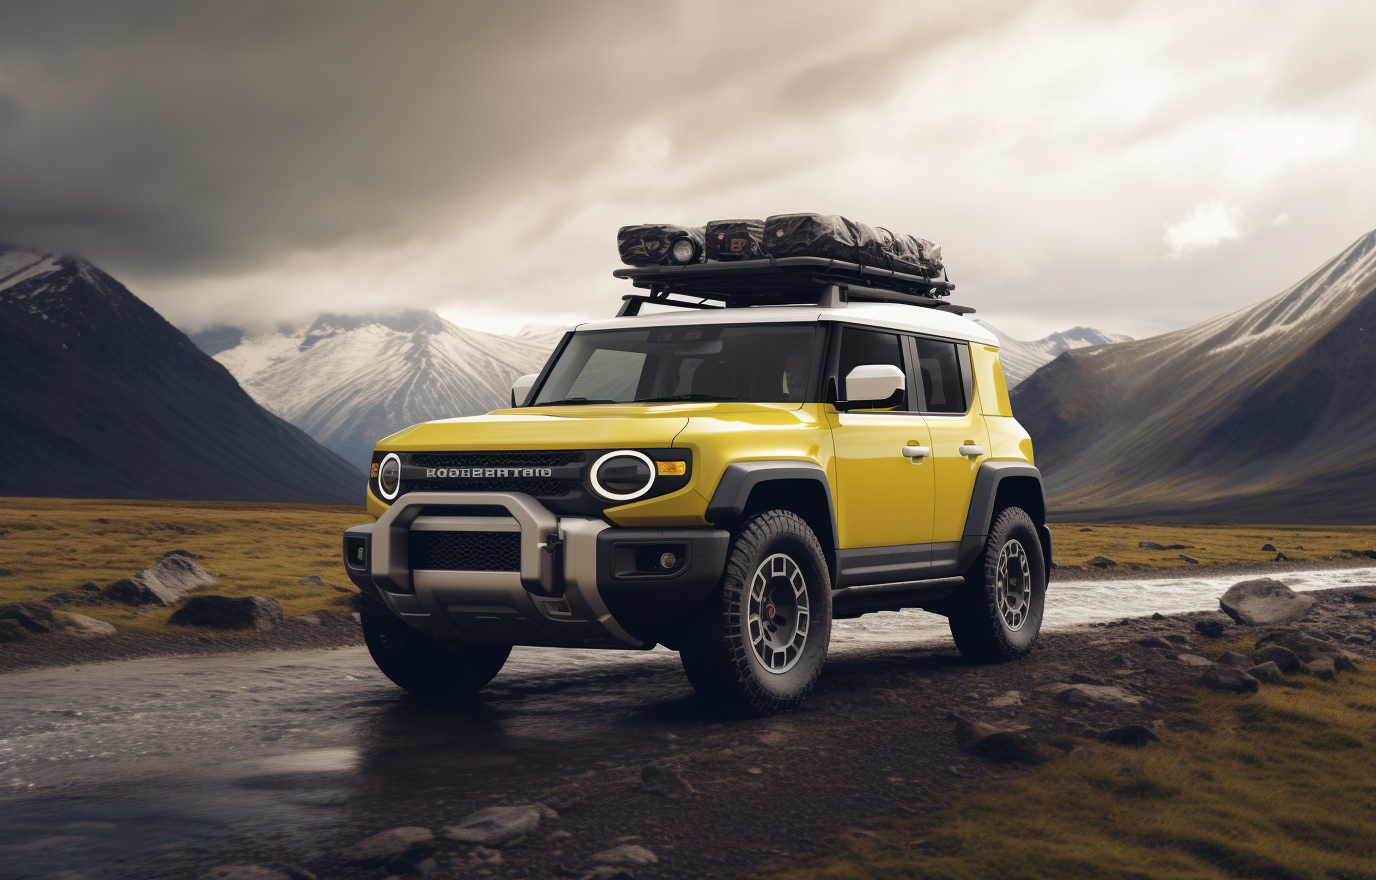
xmin=836 ymin=364 xmax=905 ymax=411
xmin=511 ymin=373 xmax=538 ymax=407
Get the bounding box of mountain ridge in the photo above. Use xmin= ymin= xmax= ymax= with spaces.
xmin=975 ymin=321 xmax=1132 ymax=387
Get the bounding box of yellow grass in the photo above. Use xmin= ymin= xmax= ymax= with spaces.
xmin=769 ymin=667 xmax=1376 ymax=880
xmin=1050 ymin=522 xmax=1376 ymax=569
xmin=0 ymin=496 xmax=372 ymax=631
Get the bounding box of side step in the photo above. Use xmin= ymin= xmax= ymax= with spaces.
xmin=831 ymin=576 xmax=963 ymax=619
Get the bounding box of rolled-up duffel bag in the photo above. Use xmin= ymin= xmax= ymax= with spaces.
xmin=762 ymin=213 xmax=893 ymax=266
xmin=705 ymin=218 xmax=766 ymax=261
xmin=617 ymin=224 xmax=706 ymax=266
xmin=885 ymin=231 xmax=944 ymax=277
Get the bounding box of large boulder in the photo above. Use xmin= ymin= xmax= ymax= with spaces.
xmin=1219 ymin=579 xmax=1314 ymax=626
xmin=1256 ymin=631 xmax=1360 ymax=663
xmin=0 ymin=601 xmax=56 ymax=633
xmin=343 ymin=827 xmax=434 ymax=865
xmin=61 ymin=613 xmax=116 ymax=636
xmin=1201 ymin=666 xmax=1259 ymax=694
xmin=104 ymin=555 xmax=216 ymax=606
xmin=168 ymin=596 xmax=283 ymax=631
xmin=1251 ymin=644 xmax=1303 ymax=673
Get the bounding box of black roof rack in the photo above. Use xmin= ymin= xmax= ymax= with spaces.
xmin=612 ymin=256 xmax=972 ymax=316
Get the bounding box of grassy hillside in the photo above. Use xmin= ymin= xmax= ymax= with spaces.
xmin=768 ymin=665 xmax=1376 ymax=880
xmin=0 ymin=496 xmax=371 ymax=630
xmin=1051 ymin=521 xmax=1376 ymax=569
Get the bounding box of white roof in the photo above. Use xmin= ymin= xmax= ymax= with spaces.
xmin=575 ymin=301 xmax=998 ymax=346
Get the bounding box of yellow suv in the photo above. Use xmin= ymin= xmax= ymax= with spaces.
xmin=343 ymin=248 xmax=1050 ymax=714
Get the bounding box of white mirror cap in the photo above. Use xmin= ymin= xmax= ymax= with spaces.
xmin=845 ymin=363 xmax=905 ymax=401
xmin=511 ymin=373 xmax=539 ymax=406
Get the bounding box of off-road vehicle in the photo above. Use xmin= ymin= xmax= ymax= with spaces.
xmin=343 ymin=215 xmax=1050 ymax=714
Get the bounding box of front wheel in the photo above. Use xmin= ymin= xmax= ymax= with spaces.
xmin=946 ymin=506 xmax=1046 ymax=663
xmin=677 ymin=510 xmax=832 ymax=715
xmin=358 ymin=595 xmax=511 ymax=698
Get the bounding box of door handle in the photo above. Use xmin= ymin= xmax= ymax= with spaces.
xmin=902 ymin=445 xmax=930 ymax=460
xmin=959 ymin=444 xmax=986 ymax=457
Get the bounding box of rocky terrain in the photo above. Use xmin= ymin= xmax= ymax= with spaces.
xmin=4 ymin=579 xmax=1364 ymax=880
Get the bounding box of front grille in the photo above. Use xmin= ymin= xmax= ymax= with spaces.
xmin=409 ymin=531 xmax=521 ymax=572
xmin=402 ymin=479 xmax=572 ymax=497
xmin=409 ymin=451 xmax=586 ymax=468
xmin=420 ymin=505 xmax=511 ymax=517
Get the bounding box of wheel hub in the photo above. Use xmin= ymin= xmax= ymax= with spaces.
xmin=995 ymin=539 xmax=1033 ymax=632
xmin=746 ymin=553 xmax=810 ymax=674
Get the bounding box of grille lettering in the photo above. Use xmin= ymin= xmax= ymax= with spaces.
xmin=423 ymin=467 xmax=553 ymax=479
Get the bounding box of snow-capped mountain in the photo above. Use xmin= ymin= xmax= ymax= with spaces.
xmin=1012 ymin=228 xmax=1376 ymax=523
xmin=195 ymin=312 xmax=562 ymax=472
xmin=0 ymin=246 xmax=362 ymax=503
xmin=975 ymin=322 xmax=1133 ymax=387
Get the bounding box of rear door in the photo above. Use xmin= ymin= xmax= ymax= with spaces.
xmin=826 ymin=326 xmax=935 ymax=556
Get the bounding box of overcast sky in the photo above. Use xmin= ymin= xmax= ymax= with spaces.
xmin=3 ymin=0 xmax=1375 ymax=340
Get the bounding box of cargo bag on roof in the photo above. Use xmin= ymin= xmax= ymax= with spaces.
xmin=762 ymin=213 xmax=943 ymax=278
xmin=617 ymin=224 xmax=706 ymax=266
xmin=705 ymin=218 xmax=766 ymax=261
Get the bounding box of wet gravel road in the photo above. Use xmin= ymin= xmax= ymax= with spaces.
xmin=3 ymin=567 xmax=1374 ymax=880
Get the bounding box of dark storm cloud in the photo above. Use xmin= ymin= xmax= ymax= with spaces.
xmin=0 ymin=1 xmax=1025 ymax=282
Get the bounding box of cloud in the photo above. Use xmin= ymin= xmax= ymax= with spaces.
xmin=1163 ymin=202 xmax=1245 ymax=260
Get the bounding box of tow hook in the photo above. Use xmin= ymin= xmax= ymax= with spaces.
xmin=543 ymin=533 xmax=564 ymax=554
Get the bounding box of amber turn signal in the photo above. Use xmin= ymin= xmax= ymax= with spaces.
xmin=656 ymin=460 xmax=687 ymax=476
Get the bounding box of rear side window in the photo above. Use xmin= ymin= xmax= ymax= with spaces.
xmin=914 ymin=338 xmax=967 ymax=414
xmin=837 ymin=326 xmax=909 ymax=410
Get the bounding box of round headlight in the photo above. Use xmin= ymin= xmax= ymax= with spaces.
xmin=590 ymin=450 xmax=655 ymax=501
xmin=378 ymin=453 xmax=401 ymax=500
xmin=669 ymin=237 xmax=697 ymax=264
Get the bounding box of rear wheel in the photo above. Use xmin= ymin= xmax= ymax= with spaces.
xmin=358 ymin=594 xmax=511 ymax=698
xmin=677 ymin=510 xmax=832 ymax=715
xmin=947 ymin=506 xmax=1046 ymax=663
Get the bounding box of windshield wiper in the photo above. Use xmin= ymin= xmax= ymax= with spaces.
xmin=634 ymin=394 xmax=742 ymax=403
xmin=534 ymin=397 xmax=617 ymax=406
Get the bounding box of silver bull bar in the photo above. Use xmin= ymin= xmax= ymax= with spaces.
xmin=369 ymin=492 xmax=646 ymax=649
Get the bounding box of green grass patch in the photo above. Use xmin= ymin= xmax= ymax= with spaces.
xmin=1050 ymin=522 xmax=1376 ymax=569
xmin=0 ymin=496 xmax=371 ymax=631
xmin=769 ymin=668 xmax=1376 ymax=880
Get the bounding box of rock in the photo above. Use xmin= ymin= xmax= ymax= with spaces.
xmin=163 ymin=549 xmax=205 ymax=560
xmin=1261 ymin=544 xmax=1276 ymax=552
xmin=0 ymin=619 xmax=27 ymax=643
xmin=42 ymin=591 xmax=92 ymax=607
xmin=1246 ymin=661 xmax=1284 ymax=683
xmin=1217 ymin=651 xmax=1256 ymax=670
xmin=987 ymin=690 xmax=1022 ymax=708
xmin=201 ymin=867 xmax=292 ymax=880
xmin=1070 ymin=672 xmax=1107 ymax=685
xmin=299 ymin=575 xmax=326 ymax=586
xmin=1151 ymin=612 xmax=1166 ymax=620
xmin=1306 ymin=657 xmax=1338 ymax=680
xmin=287 ymin=613 xmax=322 ymax=626
xmin=1275 ymin=553 xmax=1289 ymax=561
xmin=1179 ymin=555 xmax=1200 ymax=564
xmin=1079 ymin=527 xmax=1094 ymax=532
xmin=169 ymin=596 xmax=283 ymax=631
xmin=1219 ymin=579 xmax=1315 ymax=626
xmin=1342 ymin=549 xmax=1376 ymax=559
xmin=1164 ymin=634 xmax=1190 ymax=645
xmin=1350 ymin=590 xmax=1376 ymax=603
xmin=61 ymin=613 xmax=116 ymax=636
xmin=591 ymin=844 xmax=659 ymax=866
xmin=0 ymin=601 xmax=57 ymax=633
xmin=641 ymin=764 xmax=695 ymax=799
xmin=1088 ymin=556 xmax=1117 ymax=568
xmin=1054 ymin=684 xmax=1145 ymax=711
xmin=344 ymin=827 xmax=434 ymax=864
xmin=1097 ymin=725 xmax=1159 ymax=747
xmin=966 ymin=731 xmax=1053 ymax=765
xmin=1200 ymin=666 xmax=1259 ymax=694
xmin=950 ymin=714 xmax=1029 ymax=745
xmin=103 ymin=555 xmax=216 ymax=606
xmin=1176 ymin=653 xmax=1214 ymax=667
xmin=1255 ymin=631 xmax=1359 ymax=663
xmin=1139 ymin=542 xmax=1165 ymax=551
xmin=1137 ymin=637 xmax=1174 ymax=650
xmin=1195 ymin=620 xmax=1226 ymax=638
xmin=1294 ymin=545 xmax=1307 ymax=551
xmin=1251 ymin=644 xmax=1303 ymax=673
xmin=79 ymin=582 xmax=101 ymax=592
xmin=446 ymin=805 xmax=544 ymax=846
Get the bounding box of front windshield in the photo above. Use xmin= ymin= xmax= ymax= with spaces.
xmin=532 ymin=323 xmax=819 ymax=405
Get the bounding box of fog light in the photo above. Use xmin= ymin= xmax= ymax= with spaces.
xmin=659 ymin=552 xmax=677 ymax=570
xmin=669 ymin=237 xmax=698 ymax=264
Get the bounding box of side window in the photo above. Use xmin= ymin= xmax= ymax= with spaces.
xmin=914 ymin=338 xmax=967 ymax=414
xmin=837 ymin=326 xmax=908 ymax=410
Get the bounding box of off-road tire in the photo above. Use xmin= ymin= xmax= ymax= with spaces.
xmin=677 ymin=510 xmax=832 ymax=715
xmin=947 ymin=506 xmax=1046 ymax=663
xmin=358 ymin=594 xmax=511 ymax=698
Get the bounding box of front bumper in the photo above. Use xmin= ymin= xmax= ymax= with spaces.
xmin=343 ymin=491 xmax=728 ymax=649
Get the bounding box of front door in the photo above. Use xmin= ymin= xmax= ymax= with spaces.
xmin=827 ymin=326 xmax=935 ymax=564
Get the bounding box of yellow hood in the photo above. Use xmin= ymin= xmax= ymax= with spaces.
xmin=376 ymin=405 xmax=695 ymax=451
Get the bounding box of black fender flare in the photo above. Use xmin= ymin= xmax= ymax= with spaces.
xmin=705 ymin=461 xmax=838 ymax=546
xmin=957 ymin=461 xmax=1051 ymax=575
